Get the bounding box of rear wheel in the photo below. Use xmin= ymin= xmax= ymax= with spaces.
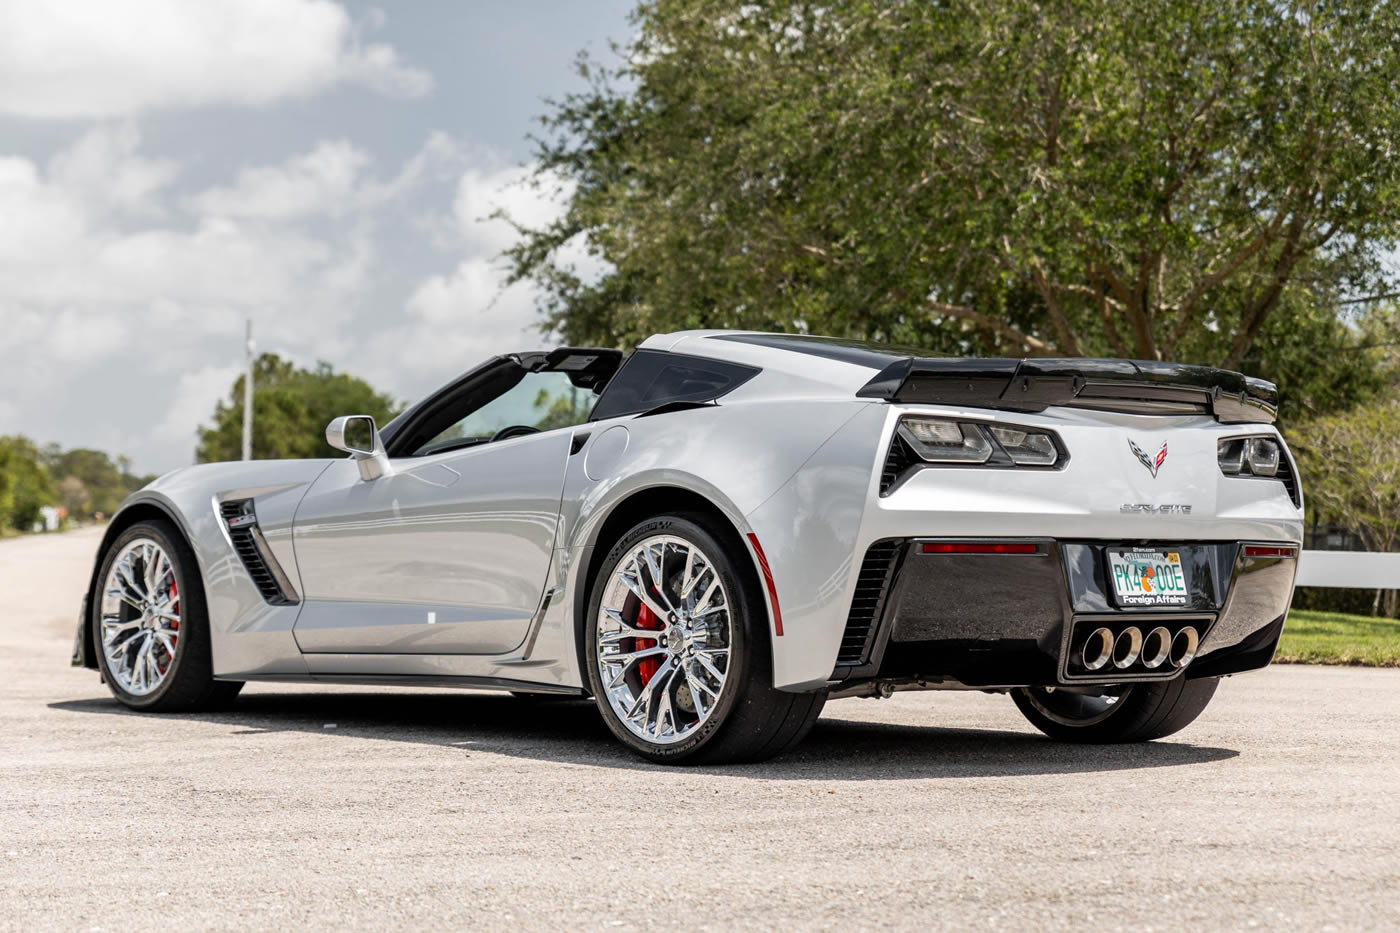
xmin=92 ymin=520 xmax=243 ymax=712
xmin=584 ymin=514 xmax=824 ymax=764
xmin=1011 ymin=676 xmax=1219 ymax=743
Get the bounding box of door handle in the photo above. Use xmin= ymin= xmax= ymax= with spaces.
xmin=570 ymin=431 xmax=591 ymax=455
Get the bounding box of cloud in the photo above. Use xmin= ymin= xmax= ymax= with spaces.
xmin=152 ymin=363 xmax=245 ymax=454
xmin=48 ymin=125 xmax=179 ymax=216
xmin=451 ymin=164 xmax=609 ymax=287
xmin=348 ymin=165 xmax=585 ymax=394
xmin=0 ymin=157 xmax=88 ymax=265
xmin=357 ymin=257 xmax=541 ymax=398
xmin=0 ymin=128 xmax=380 ymax=469
xmin=0 ymin=0 xmax=431 ymax=120
xmin=453 ymin=165 xmax=565 ymax=255
xmin=185 ymin=141 xmax=371 ymax=221
xmin=185 ymin=132 xmax=464 ymax=221
xmin=0 ymin=125 xmax=591 ymax=472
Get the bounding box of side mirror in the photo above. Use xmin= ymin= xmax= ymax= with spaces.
xmin=326 ymin=415 xmax=391 ymax=481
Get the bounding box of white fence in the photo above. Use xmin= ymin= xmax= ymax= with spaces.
xmin=1297 ymin=551 xmax=1400 ymax=589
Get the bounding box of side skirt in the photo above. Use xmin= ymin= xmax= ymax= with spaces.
xmin=227 ymin=673 xmax=588 ymax=695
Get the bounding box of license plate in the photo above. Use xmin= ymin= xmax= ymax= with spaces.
xmin=1108 ymin=549 xmax=1190 ymax=607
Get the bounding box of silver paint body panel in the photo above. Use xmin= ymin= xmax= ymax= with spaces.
xmin=291 ymin=430 xmax=571 ymax=656
xmin=87 ymin=330 xmax=1304 ymax=692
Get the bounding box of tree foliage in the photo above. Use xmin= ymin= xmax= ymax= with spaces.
xmin=196 ymin=354 xmax=400 ymax=462
xmin=41 ymin=446 xmax=147 ymax=518
xmin=508 ymin=0 xmax=1400 ymax=411
xmin=0 ymin=436 xmax=56 ymax=531
xmin=1293 ymin=401 xmax=1400 ymax=615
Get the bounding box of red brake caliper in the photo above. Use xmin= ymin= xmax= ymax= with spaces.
xmin=634 ymin=599 xmax=662 ymax=686
xmin=155 ymin=579 xmax=179 ymax=675
xmin=168 ymin=580 xmax=179 ymax=645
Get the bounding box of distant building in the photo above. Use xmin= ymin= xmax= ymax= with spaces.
xmin=36 ymin=506 xmax=61 ymax=533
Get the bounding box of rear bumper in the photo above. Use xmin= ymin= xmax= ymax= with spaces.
xmin=830 ymin=538 xmax=1297 ymax=687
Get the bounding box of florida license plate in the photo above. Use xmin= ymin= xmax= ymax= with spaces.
xmin=1108 ymin=549 xmax=1190 ymax=607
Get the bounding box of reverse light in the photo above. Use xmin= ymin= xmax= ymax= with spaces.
xmin=898 ymin=418 xmax=993 ymax=463
xmin=897 ymin=417 xmax=1061 ymax=467
xmin=988 ymin=425 xmax=1059 ymax=466
xmin=1217 ymin=438 xmax=1247 ymax=474
xmin=1245 ymin=438 xmax=1280 ymax=476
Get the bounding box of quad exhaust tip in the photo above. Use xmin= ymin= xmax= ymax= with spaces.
xmin=1081 ymin=627 xmax=1114 ymax=671
xmin=1079 ymin=623 xmax=1199 ymax=674
xmin=1170 ymin=626 xmax=1199 ymax=668
xmin=1141 ymin=626 xmax=1172 ymax=669
xmin=1112 ymin=626 xmax=1143 ymax=669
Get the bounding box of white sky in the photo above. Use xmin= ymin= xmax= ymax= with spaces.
xmin=0 ymin=0 xmax=631 ymax=473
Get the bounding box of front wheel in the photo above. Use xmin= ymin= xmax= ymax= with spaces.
xmin=92 ymin=520 xmax=243 ymax=712
xmin=584 ymin=514 xmax=824 ymax=764
xmin=1011 ymin=676 xmax=1219 ymax=743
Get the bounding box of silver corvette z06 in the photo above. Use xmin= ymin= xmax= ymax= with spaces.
xmin=74 ymin=332 xmax=1302 ymax=763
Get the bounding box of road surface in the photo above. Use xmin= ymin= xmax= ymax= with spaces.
xmin=2 ymin=526 xmax=1397 ymax=930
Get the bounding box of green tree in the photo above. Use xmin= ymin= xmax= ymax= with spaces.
xmin=196 ymin=354 xmax=400 ymax=462
xmin=57 ymin=476 xmax=90 ymax=517
xmin=508 ymin=0 xmax=1400 ymax=409
xmin=42 ymin=447 xmax=131 ymax=518
xmin=1293 ymin=401 xmax=1400 ymax=617
xmin=0 ymin=436 xmax=57 ymax=531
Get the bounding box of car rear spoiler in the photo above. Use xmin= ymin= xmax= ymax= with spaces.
xmin=855 ymin=357 xmax=1278 ymax=424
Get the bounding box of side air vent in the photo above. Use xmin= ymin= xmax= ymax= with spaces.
xmin=1275 ymin=450 xmax=1301 ymax=508
xmin=219 ymin=499 xmax=299 ymax=605
xmin=836 ymin=539 xmax=905 ymax=668
xmin=879 ymin=434 xmax=920 ymax=495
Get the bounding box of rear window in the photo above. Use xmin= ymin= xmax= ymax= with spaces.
xmin=589 ymin=350 xmax=759 ymax=421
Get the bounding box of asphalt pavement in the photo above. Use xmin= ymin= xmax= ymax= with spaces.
xmin=2 ymin=526 xmax=1397 ymax=931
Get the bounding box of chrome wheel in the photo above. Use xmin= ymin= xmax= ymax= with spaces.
xmin=99 ymin=538 xmax=181 ymax=696
xmin=1018 ymin=685 xmax=1132 ymax=727
xmin=595 ymin=534 xmax=732 ymax=745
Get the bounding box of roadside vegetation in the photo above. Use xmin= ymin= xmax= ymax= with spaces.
xmin=1291 ymin=403 xmax=1400 ymax=617
xmin=0 ymin=439 xmax=153 ymax=534
xmin=1277 ymin=610 xmax=1400 ymax=667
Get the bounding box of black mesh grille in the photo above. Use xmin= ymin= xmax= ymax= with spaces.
xmin=1276 ymin=451 xmax=1301 ymax=508
xmin=837 ymin=539 xmax=905 ymax=666
xmin=220 ymin=500 xmax=296 ymax=605
xmin=879 ymin=434 xmax=920 ymax=495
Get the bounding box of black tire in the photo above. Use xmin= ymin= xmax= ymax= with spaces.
xmin=1011 ymin=676 xmax=1219 ymax=743
xmin=91 ymin=519 xmax=244 ymax=712
xmin=584 ymin=513 xmax=825 ymax=764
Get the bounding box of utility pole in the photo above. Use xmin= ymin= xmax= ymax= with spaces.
xmin=241 ymin=319 xmax=255 ymax=460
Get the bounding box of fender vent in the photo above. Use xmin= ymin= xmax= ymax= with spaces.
xmin=1275 ymin=450 xmax=1301 ymax=508
xmin=219 ymin=499 xmax=299 ymax=605
xmin=879 ymin=434 xmax=920 ymax=495
xmin=836 ymin=539 xmax=905 ymax=667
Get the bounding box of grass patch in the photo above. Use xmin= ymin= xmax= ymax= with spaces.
xmin=1276 ymin=609 xmax=1400 ymax=667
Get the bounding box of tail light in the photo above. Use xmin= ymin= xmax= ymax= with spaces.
xmin=897 ymin=417 xmax=1064 ymax=468
xmin=1218 ymin=436 xmax=1281 ymax=477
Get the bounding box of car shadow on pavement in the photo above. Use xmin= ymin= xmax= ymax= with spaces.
xmin=49 ymin=691 xmax=1238 ymax=780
